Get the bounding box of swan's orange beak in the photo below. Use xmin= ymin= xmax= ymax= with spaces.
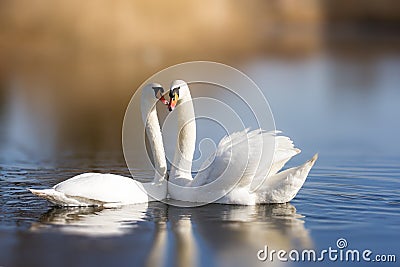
xmin=159 ymin=95 xmax=169 ymax=105
xmin=168 ymin=92 xmax=179 ymax=111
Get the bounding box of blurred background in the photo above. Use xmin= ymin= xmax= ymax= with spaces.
xmin=0 ymin=0 xmax=399 ymax=165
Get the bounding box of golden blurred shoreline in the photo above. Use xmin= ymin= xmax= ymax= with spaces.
xmin=0 ymin=0 xmax=399 ymax=153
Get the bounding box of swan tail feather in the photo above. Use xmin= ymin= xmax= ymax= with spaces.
xmin=28 ymin=188 xmax=108 ymax=207
xmin=255 ymin=153 xmax=318 ymax=203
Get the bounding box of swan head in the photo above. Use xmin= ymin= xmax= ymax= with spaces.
xmin=168 ymin=80 xmax=189 ymax=111
xmin=149 ymin=83 xmax=169 ymax=105
xmin=141 ymin=83 xmax=169 ymax=123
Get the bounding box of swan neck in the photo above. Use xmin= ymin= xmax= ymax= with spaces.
xmin=170 ymin=92 xmax=196 ymax=180
xmin=145 ymin=107 xmax=167 ymax=183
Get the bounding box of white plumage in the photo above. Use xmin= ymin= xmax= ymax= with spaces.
xmin=29 ymin=80 xmax=317 ymax=207
xmin=167 ymin=80 xmax=318 ymax=205
xmin=29 ymin=83 xmax=169 ymax=206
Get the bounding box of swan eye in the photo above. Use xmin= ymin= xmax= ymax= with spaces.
xmin=152 ymin=86 xmax=164 ymax=99
xmin=152 ymin=86 xmax=169 ymax=105
xmin=169 ymin=87 xmax=180 ymax=99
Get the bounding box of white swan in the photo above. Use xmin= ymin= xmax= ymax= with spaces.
xmin=166 ymin=80 xmax=318 ymax=205
xmin=29 ymin=83 xmax=169 ymax=207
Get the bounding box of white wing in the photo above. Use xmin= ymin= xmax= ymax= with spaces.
xmin=250 ymin=131 xmax=300 ymax=191
xmin=29 ymin=173 xmax=150 ymax=206
xmin=190 ymin=129 xmax=267 ymax=189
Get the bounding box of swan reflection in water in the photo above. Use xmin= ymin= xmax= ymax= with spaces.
xmin=30 ymin=202 xmax=313 ymax=267
xmin=30 ymin=203 xmax=151 ymax=237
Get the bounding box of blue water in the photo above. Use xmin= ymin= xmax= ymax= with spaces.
xmin=1 ymin=56 xmax=399 ymax=267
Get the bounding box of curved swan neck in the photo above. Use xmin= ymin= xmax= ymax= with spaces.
xmin=170 ymin=89 xmax=196 ymax=181
xmin=144 ymin=105 xmax=167 ymax=183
